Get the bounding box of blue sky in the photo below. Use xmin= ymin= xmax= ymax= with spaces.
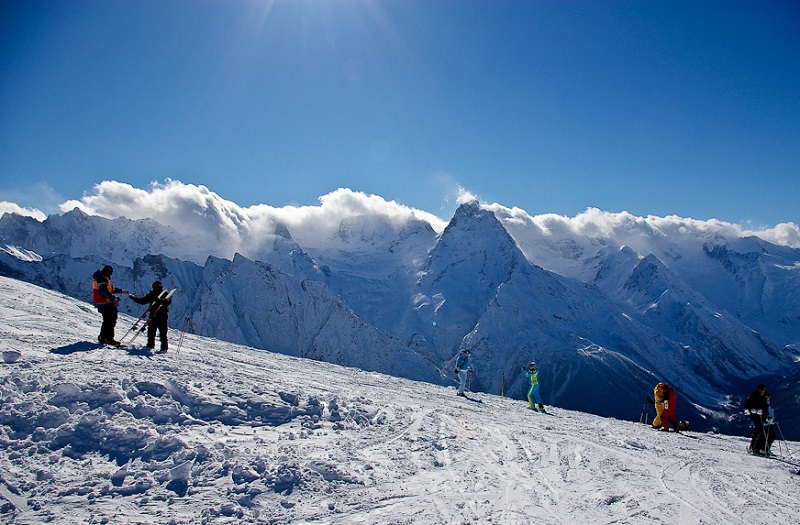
xmin=1 ymin=0 xmax=799 ymax=226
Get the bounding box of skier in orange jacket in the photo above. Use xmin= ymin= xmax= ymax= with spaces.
xmin=92 ymin=265 xmax=129 ymax=346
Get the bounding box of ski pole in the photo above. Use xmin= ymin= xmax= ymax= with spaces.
xmin=775 ymin=422 xmax=793 ymax=457
xmin=176 ymin=316 xmax=191 ymax=355
xmin=760 ymin=423 xmax=770 ymax=456
xmin=639 ymin=396 xmax=653 ymax=424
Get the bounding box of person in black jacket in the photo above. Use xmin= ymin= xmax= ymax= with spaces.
xmin=744 ymin=384 xmax=769 ymax=455
xmin=129 ymin=281 xmax=172 ymax=352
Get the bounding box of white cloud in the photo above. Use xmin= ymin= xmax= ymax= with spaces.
xmin=485 ymin=204 xmax=800 ymax=249
xmin=251 ymin=187 xmax=448 ymax=246
xmin=61 ymin=180 xmax=252 ymax=256
xmin=456 ymin=186 xmax=479 ymax=205
xmin=24 ymin=180 xmax=800 ymax=256
xmin=59 ymin=181 xmax=449 ymax=256
xmin=743 ymin=222 xmax=800 ymax=248
xmin=0 ymin=202 xmax=47 ymax=222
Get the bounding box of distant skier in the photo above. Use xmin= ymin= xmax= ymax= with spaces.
xmin=129 ymin=280 xmax=172 ymax=352
xmin=454 ymin=349 xmax=471 ymax=397
xmin=745 ymin=384 xmax=769 ymax=454
xmin=92 ymin=265 xmax=129 ymax=346
xmin=652 ymin=382 xmax=666 ymax=429
xmin=523 ymin=361 xmax=545 ymax=412
xmin=659 ymin=384 xmax=679 ymax=431
xmin=763 ymin=393 xmax=776 ymax=456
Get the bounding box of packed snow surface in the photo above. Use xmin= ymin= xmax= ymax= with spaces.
xmin=1 ymin=276 xmax=799 ymax=525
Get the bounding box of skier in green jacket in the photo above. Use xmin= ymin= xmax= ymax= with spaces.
xmin=523 ymin=361 xmax=545 ymax=412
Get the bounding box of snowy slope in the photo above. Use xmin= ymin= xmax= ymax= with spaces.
xmin=1 ymin=276 xmax=799 ymax=525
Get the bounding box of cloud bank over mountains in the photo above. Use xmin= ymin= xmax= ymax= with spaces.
xmin=56 ymin=180 xmax=450 ymax=253
xmin=1 ymin=179 xmax=782 ymax=253
xmin=0 ymin=201 xmax=47 ymax=222
xmin=486 ymin=203 xmax=800 ymax=250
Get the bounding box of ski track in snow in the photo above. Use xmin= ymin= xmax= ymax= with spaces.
xmin=0 ymin=276 xmax=799 ymax=524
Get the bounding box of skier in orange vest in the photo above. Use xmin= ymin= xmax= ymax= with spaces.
xmin=92 ymin=265 xmax=129 ymax=346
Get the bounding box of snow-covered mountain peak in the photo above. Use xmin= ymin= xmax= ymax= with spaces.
xmin=434 ymin=201 xmax=522 ymax=259
xmin=446 ymin=199 xmax=490 ymax=228
xmin=421 ymin=201 xmax=524 ymax=289
xmin=273 ymin=221 xmax=292 ymax=240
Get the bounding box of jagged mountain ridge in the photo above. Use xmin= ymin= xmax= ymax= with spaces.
xmin=1 ymin=202 xmax=798 ymax=436
xmin=492 ymin=207 xmax=800 ymax=348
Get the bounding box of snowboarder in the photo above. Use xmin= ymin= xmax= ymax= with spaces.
xmin=523 ymin=361 xmax=545 ymax=412
xmin=659 ymin=384 xmax=679 ymax=431
xmin=129 ymin=281 xmax=172 ymax=352
xmin=652 ymin=382 xmax=666 ymax=429
xmin=92 ymin=265 xmax=129 ymax=346
xmin=454 ymin=349 xmax=471 ymax=397
xmin=745 ymin=384 xmax=769 ymax=454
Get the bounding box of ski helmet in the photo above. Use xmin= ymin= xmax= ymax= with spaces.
xmin=152 ymin=280 xmax=163 ymax=289
xmin=529 ymin=361 xmax=536 ymax=369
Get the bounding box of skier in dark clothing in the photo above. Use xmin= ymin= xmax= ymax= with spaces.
xmin=129 ymin=280 xmax=172 ymax=352
xmin=92 ymin=265 xmax=129 ymax=346
xmin=745 ymin=384 xmax=769 ymax=455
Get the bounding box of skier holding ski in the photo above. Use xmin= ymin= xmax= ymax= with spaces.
xmin=454 ymin=349 xmax=471 ymax=397
xmin=92 ymin=265 xmax=129 ymax=346
xmin=523 ymin=361 xmax=545 ymax=412
xmin=129 ymin=281 xmax=172 ymax=352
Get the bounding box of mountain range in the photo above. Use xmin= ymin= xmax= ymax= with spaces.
xmin=1 ymin=197 xmax=798 ymax=437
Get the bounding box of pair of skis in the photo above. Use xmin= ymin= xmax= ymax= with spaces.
xmin=118 ymin=288 xmax=176 ymax=347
